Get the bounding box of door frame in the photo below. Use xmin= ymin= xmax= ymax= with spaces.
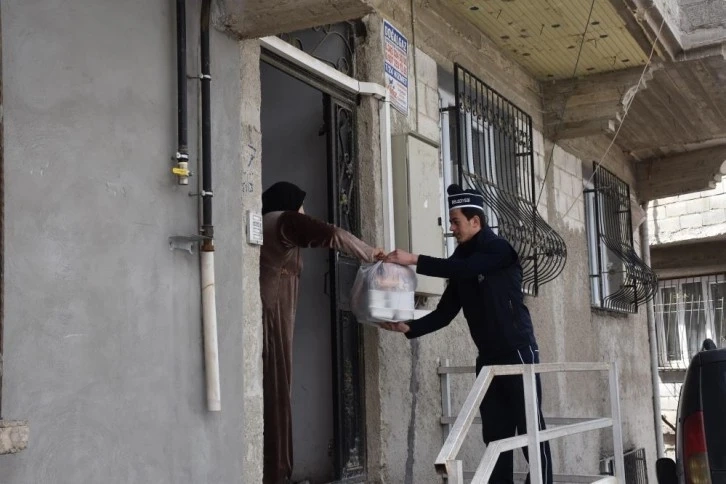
xmin=260 ymin=31 xmax=388 ymax=482
xmin=260 ymin=35 xmax=395 ymax=250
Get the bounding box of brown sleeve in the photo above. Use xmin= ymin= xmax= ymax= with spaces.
xmin=277 ymin=211 xmax=375 ymax=262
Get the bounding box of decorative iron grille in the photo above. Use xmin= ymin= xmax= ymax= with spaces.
xmin=586 ymin=164 xmax=657 ymax=313
xmin=453 ymin=64 xmax=567 ymax=295
xmin=279 ymin=23 xmax=356 ymax=77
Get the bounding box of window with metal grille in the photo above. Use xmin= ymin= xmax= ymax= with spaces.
xmin=603 ymin=448 xmax=648 ymax=484
xmin=584 ymin=164 xmax=657 ymax=313
xmin=448 ymin=64 xmax=567 ymax=295
xmin=655 ymin=273 xmax=726 ymax=368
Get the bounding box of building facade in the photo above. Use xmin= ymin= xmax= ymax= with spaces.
xmin=2 ymin=0 xmax=726 ymax=482
xmin=648 ymin=179 xmax=726 ymax=457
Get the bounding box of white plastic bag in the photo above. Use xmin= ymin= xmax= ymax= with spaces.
xmin=350 ymin=261 xmax=417 ymax=324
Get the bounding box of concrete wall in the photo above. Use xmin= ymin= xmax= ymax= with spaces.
xmin=0 ymin=1 xmax=263 ymax=482
xmin=356 ymin=8 xmax=658 ymax=483
xmin=654 ymin=0 xmax=682 ymax=42
xmin=651 ymin=239 xmax=726 ymax=279
xmin=648 ymin=178 xmax=726 ymax=246
xmin=678 ymin=0 xmax=726 ymax=48
xmin=651 ymin=0 xmax=726 ymax=50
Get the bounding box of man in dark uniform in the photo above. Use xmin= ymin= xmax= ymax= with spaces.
xmin=382 ymin=184 xmax=553 ymax=484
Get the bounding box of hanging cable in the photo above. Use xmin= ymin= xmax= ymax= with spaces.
xmin=549 ymin=16 xmax=666 ymax=230
xmin=535 ymin=0 xmax=596 ymax=209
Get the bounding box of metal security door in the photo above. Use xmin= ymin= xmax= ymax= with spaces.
xmin=325 ymin=94 xmax=367 ymax=482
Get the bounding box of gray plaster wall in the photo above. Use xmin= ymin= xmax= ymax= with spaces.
xmin=356 ymin=10 xmax=658 ymax=483
xmin=0 ymin=0 xmax=263 ymax=482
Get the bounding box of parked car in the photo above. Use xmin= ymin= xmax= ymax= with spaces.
xmin=656 ymin=339 xmax=726 ymax=484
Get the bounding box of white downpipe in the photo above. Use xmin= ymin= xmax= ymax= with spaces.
xmin=380 ymin=97 xmax=395 ymax=251
xmin=201 ymin=250 xmax=221 ymax=411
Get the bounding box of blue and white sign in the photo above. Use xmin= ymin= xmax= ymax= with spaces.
xmin=383 ymin=20 xmax=408 ymax=115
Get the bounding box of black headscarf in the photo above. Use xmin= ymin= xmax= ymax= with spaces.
xmin=262 ymin=181 xmax=307 ymax=215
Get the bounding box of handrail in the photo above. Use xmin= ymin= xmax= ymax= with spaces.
xmin=436 ymin=360 xmax=625 ymax=484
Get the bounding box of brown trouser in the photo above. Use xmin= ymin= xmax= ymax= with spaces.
xmin=263 ymin=308 xmax=293 ymax=484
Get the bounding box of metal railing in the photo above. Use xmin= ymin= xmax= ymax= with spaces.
xmin=437 ymin=360 xmax=625 ymax=484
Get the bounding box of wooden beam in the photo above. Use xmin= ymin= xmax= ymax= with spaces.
xmin=637 ymin=145 xmax=726 ymax=201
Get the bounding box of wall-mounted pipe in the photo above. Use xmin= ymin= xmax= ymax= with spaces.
xmin=173 ymin=0 xmax=190 ymax=185
xmin=358 ymin=82 xmax=395 ymax=251
xmin=381 ymin=98 xmax=394 ymax=252
xmin=200 ymin=0 xmax=220 ymax=412
xmin=640 ymin=203 xmax=664 ymax=458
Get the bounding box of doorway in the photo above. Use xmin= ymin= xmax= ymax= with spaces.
xmin=261 ymin=36 xmax=367 ymax=482
xmin=261 ymin=61 xmax=334 ymax=483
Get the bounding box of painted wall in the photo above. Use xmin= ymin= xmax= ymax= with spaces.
xmin=0 ymin=0 xmax=263 ymax=482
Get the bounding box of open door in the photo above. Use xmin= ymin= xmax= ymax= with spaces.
xmin=325 ymin=95 xmax=367 ymax=481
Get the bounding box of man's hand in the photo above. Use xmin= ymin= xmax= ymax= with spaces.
xmin=385 ymin=249 xmax=418 ymax=266
xmin=372 ymin=248 xmax=386 ymax=261
xmin=379 ymin=321 xmax=411 ymax=334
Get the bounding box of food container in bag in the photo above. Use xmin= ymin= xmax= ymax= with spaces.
xmin=351 ymin=262 xmax=419 ymax=324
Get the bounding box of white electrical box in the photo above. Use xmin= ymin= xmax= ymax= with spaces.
xmin=392 ymin=133 xmax=445 ymax=297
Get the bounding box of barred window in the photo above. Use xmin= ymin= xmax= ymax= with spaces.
xmin=443 ymin=64 xmax=567 ymax=295
xmin=655 ymin=274 xmax=726 ymax=368
xmin=584 ymin=164 xmax=657 ymax=313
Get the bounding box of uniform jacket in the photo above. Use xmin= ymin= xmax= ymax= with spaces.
xmin=406 ymin=226 xmax=537 ymax=359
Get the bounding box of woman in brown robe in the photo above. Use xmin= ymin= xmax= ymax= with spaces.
xmin=260 ymin=182 xmax=383 ymax=484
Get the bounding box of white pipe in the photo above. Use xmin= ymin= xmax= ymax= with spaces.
xmin=201 ymin=250 xmax=221 ymax=411
xmin=380 ymin=98 xmax=396 ymax=251
xmin=359 ymin=81 xmax=387 ymax=99
xmin=640 ymin=203 xmax=664 ymax=457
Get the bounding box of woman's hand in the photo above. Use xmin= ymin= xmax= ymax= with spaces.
xmin=372 ymin=248 xmax=386 ymax=261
